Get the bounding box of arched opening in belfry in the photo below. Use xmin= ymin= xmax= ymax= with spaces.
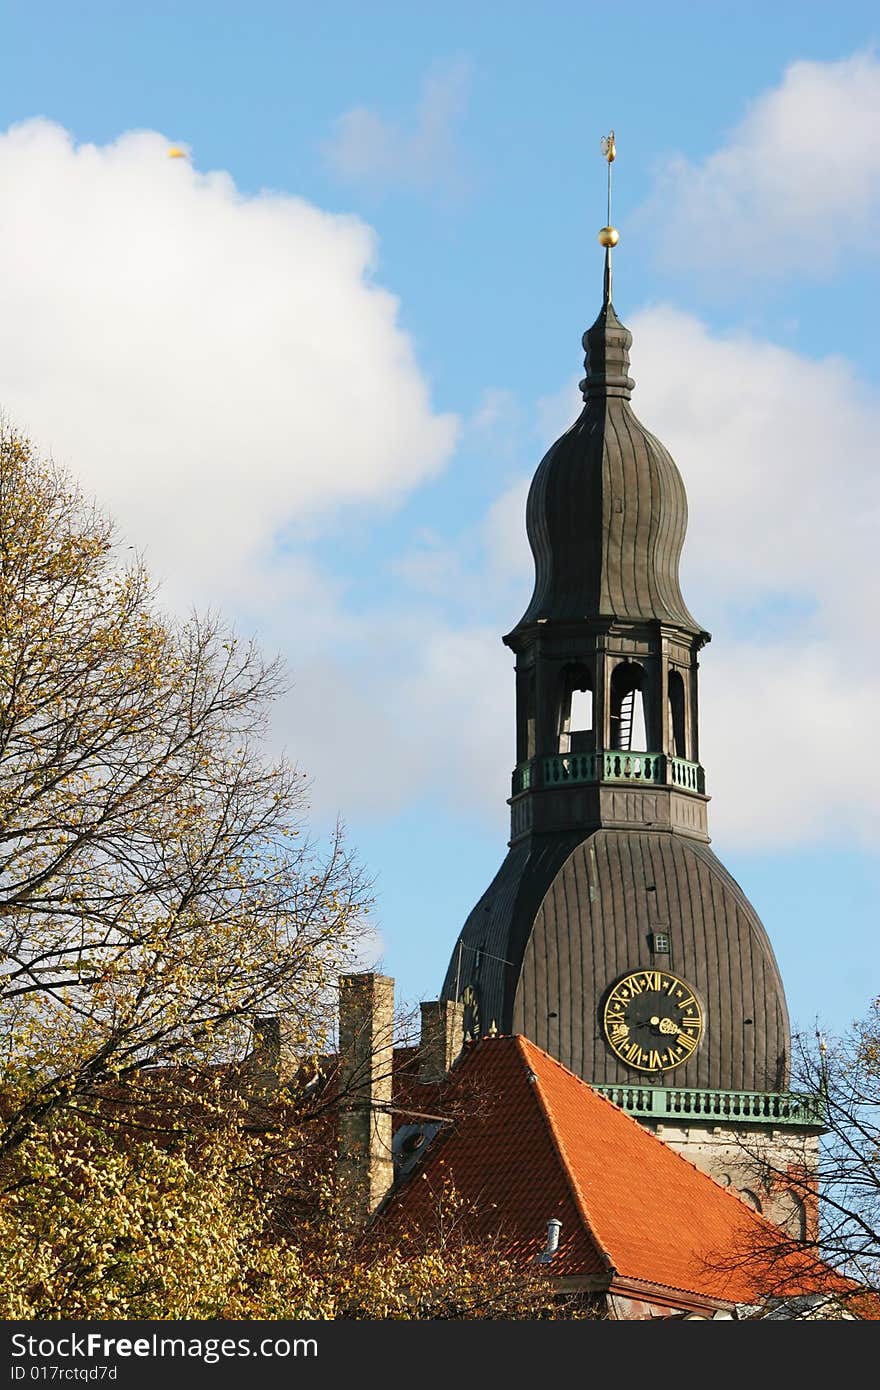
xmin=516 ymin=667 xmax=537 ymax=762
xmin=524 ymin=671 xmax=536 ymax=759
xmin=558 ymin=664 xmax=593 ymax=754
xmin=668 ymin=669 xmax=687 ymax=758
xmin=610 ymin=661 xmax=647 ymax=751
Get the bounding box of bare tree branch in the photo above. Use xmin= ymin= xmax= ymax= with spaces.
xmin=0 ymin=424 xmax=372 ymax=1159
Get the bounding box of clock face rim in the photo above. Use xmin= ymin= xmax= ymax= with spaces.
xmin=602 ymin=968 xmax=704 ymax=1074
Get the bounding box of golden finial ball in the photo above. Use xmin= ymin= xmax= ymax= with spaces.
xmin=598 ymin=225 xmax=619 ymax=248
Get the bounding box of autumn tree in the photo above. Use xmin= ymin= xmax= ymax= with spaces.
xmin=0 ymin=426 xmax=603 ymax=1322
xmin=0 ymin=1106 xmax=599 ymax=1319
xmin=701 ymin=997 xmax=880 ymax=1318
xmin=0 ymin=424 xmax=370 ymax=1160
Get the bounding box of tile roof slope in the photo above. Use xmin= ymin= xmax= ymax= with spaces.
xmin=519 ymin=1035 xmax=787 ymax=1303
xmin=377 ymin=1035 xmax=607 ymax=1276
xmin=378 ymin=1035 xmax=851 ymax=1308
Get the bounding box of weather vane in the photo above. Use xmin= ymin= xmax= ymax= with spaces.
xmin=597 ymin=131 xmax=619 ymax=306
xmin=598 ymin=130 xmax=619 ymax=249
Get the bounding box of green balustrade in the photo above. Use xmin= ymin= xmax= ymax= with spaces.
xmin=667 ymin=756 xmax=706 ymax=793
xmin=525 ymin=751 xmax=705 ymax=792
xmin=543 ymin=752 xmax=601 ymax=785
xmin=512 ymin=762 xmax=533 ymax=794
xmin=600 ymin=751 xmax=663 ymax=783
xmin=594 ymin=1084 xmax=824 ymax=1129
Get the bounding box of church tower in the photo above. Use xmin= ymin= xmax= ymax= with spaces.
xmin=441 ymin=137 xmax=822 ymax=1231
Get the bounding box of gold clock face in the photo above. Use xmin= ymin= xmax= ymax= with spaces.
xmin=461 ymin=984 xmax=481 ymax=1039
xmin=603 ymin=969 xmax=703 ymax=1073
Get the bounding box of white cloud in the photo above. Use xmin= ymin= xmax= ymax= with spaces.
xmin=471 ymin=387 xmax=519 ymax=436
xmin=634 ymin=306 xmax=880 ymax=846
xmin=702 ymin=641 xmax=878 ymax=851
xmin=393 ymin=625 xmax=511 ymax=814
xmin=644 ymin=49 xmax=880 ymax=278
xmin=630 ymin=306 xmax=880 ymax=641
xmin=5 ymin=116 xmax=877 ymax=857
xmin=0 ymin=119 xmax=457 ymax=609
xmin=272 ymin=649 xmax=424 ymax=820
xmin=265 ymin=570 xmax=513 ymax=828
xmin=392 ymin=531 xmax=469 ymax=599
xmin=482 ymin=475 xmax=529 ymax=585
xmin=322 ymin=59 xmax=471 ymax=195
xmin=536 ymin=380 xmax=580 ymax=449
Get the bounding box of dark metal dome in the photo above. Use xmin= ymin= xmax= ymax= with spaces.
xmin=514 ymin=299 xmax=704 ymax=636
xmin=442 ymin=829 xmax=791 ymax=1095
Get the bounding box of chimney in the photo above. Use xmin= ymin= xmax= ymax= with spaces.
xmin=249 ymin=1014 xmax=296 ymax=1092
xmin=418 ymin=999 xmax=464 ymax=1082
xmin=337 ymin=972 xmax=395 ymax=1223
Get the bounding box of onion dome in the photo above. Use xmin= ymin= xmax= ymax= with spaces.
xmin=512 ymin=257 xmax=706 ymax=638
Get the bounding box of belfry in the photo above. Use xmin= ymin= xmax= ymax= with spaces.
xmin=440 ymin=137 xmax=822 ymax=1228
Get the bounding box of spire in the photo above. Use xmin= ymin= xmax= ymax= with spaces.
xmin=598 ymin=130 xmax=619 ymax=308
xmin=580 ymin=130 xmax=633 ymax=402
xmin=512 ymin=126 xmax=703 ymax=638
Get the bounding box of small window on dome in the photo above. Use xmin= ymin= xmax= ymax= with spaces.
xmin=651 ymin=932 xmax=670 ymax=955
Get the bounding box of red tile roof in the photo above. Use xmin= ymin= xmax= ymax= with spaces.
xmin=376 ymin=1035 xmax=852 ymax=1310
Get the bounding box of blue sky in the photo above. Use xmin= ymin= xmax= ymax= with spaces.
xmin=1 ymin=1 xmax=878 ymax=1048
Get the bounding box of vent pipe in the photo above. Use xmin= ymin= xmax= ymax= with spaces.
xmin=536 ymin=1217 xmax=562 ymax=1263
